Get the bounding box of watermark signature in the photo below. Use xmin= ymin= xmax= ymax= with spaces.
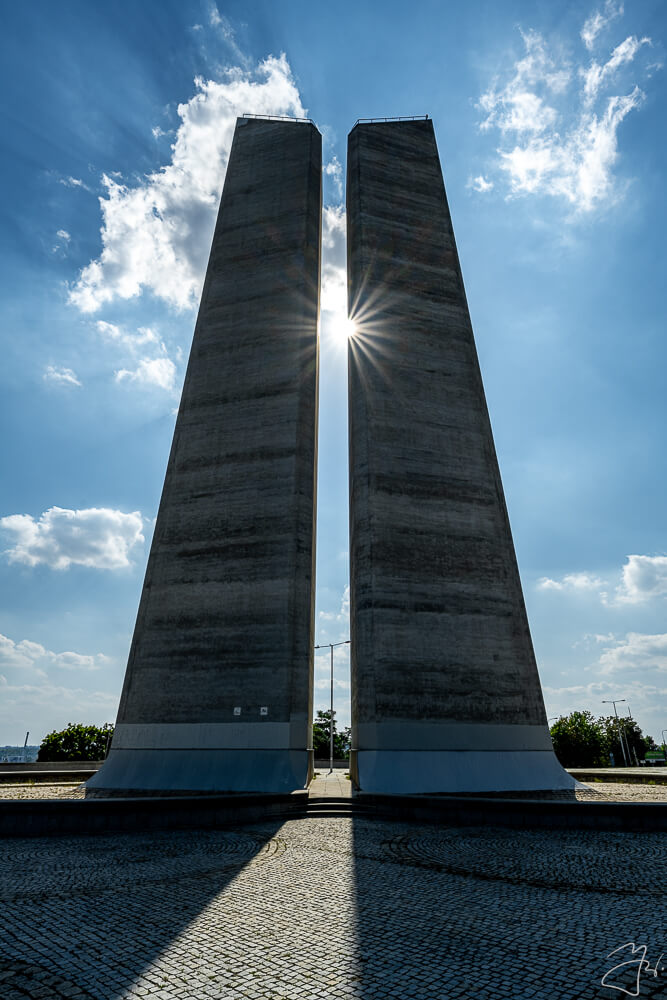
xmin=601 ymin=942 xmax=665 ymax=996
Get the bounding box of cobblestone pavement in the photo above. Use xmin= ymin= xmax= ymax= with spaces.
xmin=1 ymin=814 xmax=665 ymax=999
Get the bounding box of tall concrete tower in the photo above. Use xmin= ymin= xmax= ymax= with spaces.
xmin=88 ymin=117 xmax=321 ymax=795
xmin=347 ymin=118 xmax=573 ymax=794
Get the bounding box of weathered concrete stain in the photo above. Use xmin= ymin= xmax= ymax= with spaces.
xmin=89 ymin=117 xmax=321 ymax=794
xmin=347 ymin=119 xmax=572 ymax=792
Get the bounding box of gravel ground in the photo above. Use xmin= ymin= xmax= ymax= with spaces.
xmin=0 ymin=782 xmax=85 ymax=800
xmin=2 ymin=779 xmax=667 ymax=801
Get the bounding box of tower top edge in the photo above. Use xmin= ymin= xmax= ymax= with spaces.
xmin=350 ymin=115 xmax=431 ymax=132
xmin=239 ymin=113 xmax=319 ymax=130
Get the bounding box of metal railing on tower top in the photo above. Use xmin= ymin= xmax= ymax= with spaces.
xmin=353 ymin=115 xmax=429 ymax=126
xmin=241 ymin=113 xmax=315 ymax=124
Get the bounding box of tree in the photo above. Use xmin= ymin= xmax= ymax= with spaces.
xmin=550 ymin=711 xmax=609 ymax=768
xmin=37 ymin=722 xmax=114 ymax=762
xmin=312 ymin=710 xmax=351 ymax=760
xmin=598 ymin=715 xmax=653 ymax=766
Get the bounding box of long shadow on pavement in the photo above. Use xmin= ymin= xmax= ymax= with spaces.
xmin=351 ymin=812 xmax=667 ymax=999
xmin=0 ymin=818 xmax=284 ymax=1000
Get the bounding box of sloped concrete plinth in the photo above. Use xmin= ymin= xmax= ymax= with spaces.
xmin=353 ymin=749 xmax=576 ymax=794
xmin=86 ymin=748 xmax=311 ymax=796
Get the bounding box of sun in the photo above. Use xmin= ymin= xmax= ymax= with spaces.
xmin=331 ymin=314 xmax=357 ymax=345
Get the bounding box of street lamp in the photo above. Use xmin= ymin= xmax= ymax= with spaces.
xmin=625 ymin=705 xmax=639 ymax=765
xmin=314 ymin=640 xmax=350 ymax=773
xmin=602 ymin=699 xmax=629 ymax=767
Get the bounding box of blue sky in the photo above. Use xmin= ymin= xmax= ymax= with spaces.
xmin=1 ymin=0 xmax=666 ymax=746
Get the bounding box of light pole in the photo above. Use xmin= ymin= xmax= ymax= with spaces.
xmin=602 ymin=699 xmax=629 ymax=767
xmin=625 ymin=705 xmax=639 ymax=765
xmin=662 ymin=729 xmax=667 ymax=762
xmin=314 ymin=640 xmax=350 ymax=773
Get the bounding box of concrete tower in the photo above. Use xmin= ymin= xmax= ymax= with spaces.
xmin=88 ymin=116 xmax=321 ymax=795
xmin=347 ymin=118 xmax=573 ymax=794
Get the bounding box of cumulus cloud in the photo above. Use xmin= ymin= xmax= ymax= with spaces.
xmin=324 ymin=156 xmax=343 ymax=199
xmin=320 ymin=205 xmax=347 ymax=331
xmin=56 ymin=229 xmax=71 ymax=242
xmin=115 ymin=356 xmax=177 ymax=392
xmin=538 ymin=572 xmax=606 ymax=592
xmin=0 ymin=507 xmax=144 ymax=570
xmin=615 ymin=554 xmax=667 ymax=604
xmin=318 ymin=584 xmax=350 ymax=629
xmin=43 ymin=365 xmax=81 ymax=387
xmin=95 ymin=321 xmax=177 ymax=392
xmin=539 ymin=554 xmax=667 ymax=606
xmin=68 ymin=55 xmax=305 ymax=314
xmin=476 ymin=7 xmax=657 ymax=212
xmin=467 ymin=175 xmax=494 ymax=193
xmin=96 ymin=321 xmax=158 ymax=348
xmin=598 ymin=632 xmax=667 ymax=674
xmin=0 ymin=632 xmax=110 ymax=673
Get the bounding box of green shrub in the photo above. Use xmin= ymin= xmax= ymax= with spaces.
xmin=37 ymin=722 xmax=114 ymax=762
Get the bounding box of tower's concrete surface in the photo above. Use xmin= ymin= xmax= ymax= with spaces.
xmin=88 ymin=117 xmax=321 ymax=795
xmin=347 ymin=119 xmax=573 ymax=794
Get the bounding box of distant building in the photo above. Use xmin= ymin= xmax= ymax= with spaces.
xmin=0 ymin=746 xmax=39 ymax=763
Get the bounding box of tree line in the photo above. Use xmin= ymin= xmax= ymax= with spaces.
xmin=35 ymin=712 xmax=661 ymax=768
xmin=36 ymin=713 xmax=352 ymax=762
xmin=550 ymin=711 xmax=660 ymax=768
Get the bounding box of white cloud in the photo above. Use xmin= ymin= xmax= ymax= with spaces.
xmin=96 ymin=321 xmax=177 ymax=392
xmin=43 ymin=365 xmax=81 ymax=387
xmin=318 ymin=584 xmax=350 ymax=629
xmin=95 ymin=320 xmax=158 ymax=348
xmin=582 ymin=35 xmax=650 ymax=104
xmin=539 ymin=554 xmax=667 ymax=607
xmin=615 ymin=554 xmax=667 ymax=604
xmin=115 ymin=356 xmax=177 ymax=392
xmin=598 ymin=632 xmax=667 ymax=674
xmin=0 ymin=506 xmax=144 ymax=570
xmin=207 ymin=4 xmax=248 ymax=66
xmin=324 ymin=156 xmax=343 ymax=199
xmin=56 ymin=229 xmax=71 ymax=242
xmin=538 ymin=572 xmax=606 ymax=592
xmin=0 ymin=632 xmax=110 ymax=673
xmin=477 ymin=10 xmax=656 ymax=213
xmin=59 ymin=176 xmax=87 ymax=190
xmin=581 ymin=1 xmax=624 ymax=51
xmin=479 ymin=29 xmax=570 ymax=136
xmin=320 ymin=205 xmax=347 ymax=324
xmin=68 ymin=55 xmax=305 ymax=314
xmin=322 ymin=204 xmax=345 ymax=250
xmin=467 ymin=175 xmax=494 ymax=193
xmin=0 ymin=678 xmax=118 ymax=739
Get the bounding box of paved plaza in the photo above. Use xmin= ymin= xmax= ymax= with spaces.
xmin=1 ymin=776 xmax=666 ymax=1000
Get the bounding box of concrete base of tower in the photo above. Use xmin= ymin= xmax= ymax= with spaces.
xmin=350 ymin=749 xmax=577 ymax=794
xmin=85 ymin=748 xmax=312 ymax=797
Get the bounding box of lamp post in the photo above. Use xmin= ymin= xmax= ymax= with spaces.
xmin=314 ymin=640 xmax=350 ymax=773
xmin=602 ymin=699 xmax=629 ymax=767
xmin=625 ymin=705 xmax=638 ymax=765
